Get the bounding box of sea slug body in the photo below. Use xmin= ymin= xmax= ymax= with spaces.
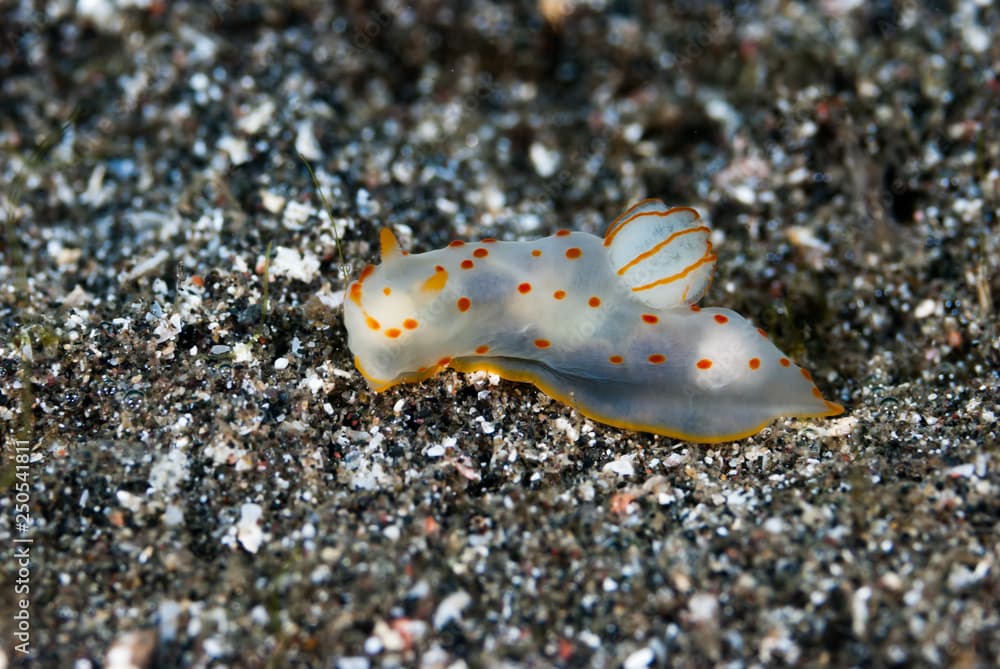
xmin=343 ymin=199 xmax=844 ymax=442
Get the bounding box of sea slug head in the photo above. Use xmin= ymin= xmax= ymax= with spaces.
xmin=343 ymin=228 xmax=453 ymax=390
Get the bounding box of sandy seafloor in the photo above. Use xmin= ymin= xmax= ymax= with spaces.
xmin=1 ymin=1 xmax=998 ymax=667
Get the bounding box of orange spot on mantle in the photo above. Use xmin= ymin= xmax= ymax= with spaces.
xmin=421 ymin=266 xmax=449 ymax=293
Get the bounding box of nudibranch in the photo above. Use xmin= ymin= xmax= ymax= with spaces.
xmin=343 ymin=199 xmax=844 ymax=442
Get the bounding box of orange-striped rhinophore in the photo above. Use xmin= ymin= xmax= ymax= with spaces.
xmin=343 ymin=199 xmax=844 ymax=442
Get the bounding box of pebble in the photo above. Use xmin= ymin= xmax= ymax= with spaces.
xmin=433 ymin=591 xmax=472 ymax=630
xmin=529 ymin=142 xmax=561 ymax=177
xmin=623 ymin=647 xmax=656 ymax=669
xmin=269 ymin=247 xmax=320 ymax=283
xmin=235 ymin=503 xmax=265 ymax=554
xmin=603 ymin=454 xmax=635 ymax=477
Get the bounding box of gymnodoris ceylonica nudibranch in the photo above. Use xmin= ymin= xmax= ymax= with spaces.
xmin=343 ymin=199 xmax=844 ymax=442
